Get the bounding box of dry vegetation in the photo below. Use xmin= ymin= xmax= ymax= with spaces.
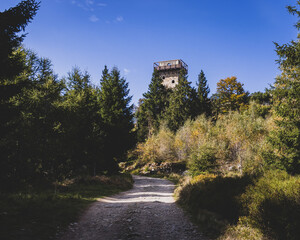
xmin=129 ymin=103 xmax=300 ymax=240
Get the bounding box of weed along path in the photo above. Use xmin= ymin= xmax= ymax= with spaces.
xmin=61 ymin=175 xmax=207 ymax=240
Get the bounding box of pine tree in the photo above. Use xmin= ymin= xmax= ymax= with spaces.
xmin=269 ymin=2 xmax=300 ymax=174
xmin=64 ymin=67 xmax=106 ymax=176
xmin=99 ymin=66 xmax=134 ymax=170
xmin=0 ymin=50 xmax=66 ymax=188
xmin=0 ymin=1 xmax=40 ymax=187
xmin=195 ymin=70 xmax=211 ymax=116
xmin=20 ymin=53 xmax=65 ymax=184
xmin=0 ymin=0 xmax=40 ymax=80
xmin=136 ymin=69 xmax=169 ymax=141
xmin=164 ymin=69 xmax=194 ymax=132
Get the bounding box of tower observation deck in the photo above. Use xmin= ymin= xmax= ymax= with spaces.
xmin=153 ymin=59 xmax=188 ymax=88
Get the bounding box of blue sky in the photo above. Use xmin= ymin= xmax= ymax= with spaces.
xmin=1 ymin=0 xmax=298 ymax=104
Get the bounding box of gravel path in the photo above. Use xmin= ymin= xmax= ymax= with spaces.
xmin=61 ymin=175 xmax=207 ymax=240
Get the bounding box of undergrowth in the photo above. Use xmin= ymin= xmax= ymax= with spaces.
xmin=176 ymin=170 xmax=300 ymax=240
xmin=0 ymin=173 xmax=133 ymax=240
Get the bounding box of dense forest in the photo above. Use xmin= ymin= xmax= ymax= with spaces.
xmin=1 ymin=1 xmax=299 ymax=240
xmin=0 ymin=0 xmax=135 ymax=192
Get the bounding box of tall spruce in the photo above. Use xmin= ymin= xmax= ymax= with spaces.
xmin=136 ymin=69 xmax=169 ymax=141
xmin=268 ymin=2 xmax=300 ymax=174
xmin=164 ymin=69 xmax=194 ymax=132
xmin=0 ymin=0 xmax=40 ymax=80
xmin=63 ymin=67 xmax=103 ymax=175
xmin=99 ymin=66 xmax=134 ymax=169
xmin=0 ymin=1 xmax=40 ymax=189
xmin=195 ymin=70 xmax=211 ymax=116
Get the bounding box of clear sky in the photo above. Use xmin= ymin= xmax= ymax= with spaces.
xmin=1 ymin=0 xmax=298 ymax=104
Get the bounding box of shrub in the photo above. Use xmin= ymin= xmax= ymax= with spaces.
xmin=177 ymin=173 xmax=253 ymax=222
xmin=188 ymin=144 xmax=217 ymax=176
xmin=135 ymin=108 xmax=272 ymax=176
xmin=136 ymin=126 xmax=175 ymax=164
xmin=219 ymin=217 xmax=267 ymax=240
xmin=240 ymin=170 xmax=300 ymax=240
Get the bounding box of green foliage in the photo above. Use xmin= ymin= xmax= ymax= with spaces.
xmin=249 ymin=90 xmax=272 ymax=118
xmin=270 ymin=69 xmax=300 ymax=173
xmin=136 ymin=69 xmax=169 ymax=141
xmin=250 ymin=90 xmax=272 ymax=105
xmin=0 ymin=0 xmax=40 ymax=80
xmin=176 ymin=173 xmax=253 ymax=237
xmin=187 ymin=144 xmax=217 ymax=176
xmin=241 ymin=170 xmax=300 ymax=240
xmin=135 ymin=106 xmax=270 ymax=176
xmin=219 ymin=219 xmax=266 ymax=240
xmin=135 ymin=126 xmax=175 ymax=164
xmin=99 ymin=66 xmax=135 ymax=167
xmin=0 ymin=49 xmax=66 ymax=189
xmin=163 ymin=70 xmax=195 ymax=131
xmin=0 ymin=49 xmax=135 ymax=190
xmin=0 ymin=174 xmax=133 ymax=240
xmin=176 ymin=170 xmax=300 ymax=240
xmin=62 ymin=67 xmax=106 ymax=175
xmin=270 ymin=2 xmax=300 ymax=174
xmin=194 ymin=70 xmax=211 ymax=116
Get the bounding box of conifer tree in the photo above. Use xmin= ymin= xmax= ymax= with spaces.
xmin=164 ymin=70 xmax=194 ymax=132
xmin=99 ymin=66 xmax=134 ymax=169
xmin=0 ymin=50 xmax=66 ymax=188
xmin=268 ymin=2 xmax=300 ymax=174
xmin=195 ymin=70 xmax=211 ymax=116
xmin=0 ymin=0 xmax=40 ymax=80
xmin=62 ymin=67 xmax=103 ymax=175
xmin=136 ymin=69 xmax=169 ymax=141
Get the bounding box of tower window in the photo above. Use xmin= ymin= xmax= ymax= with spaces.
xmin=172 ymin=80 xmax=175 ymax=84
xmin=162 ymin=76 xmax=165 ymax=79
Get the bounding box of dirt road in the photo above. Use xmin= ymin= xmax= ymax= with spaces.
xmin=61 ymin=175 xmax=207 ymax=240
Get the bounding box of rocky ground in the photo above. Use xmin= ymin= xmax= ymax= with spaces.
xmin=60 ymin=175 xmax=207 ymax=240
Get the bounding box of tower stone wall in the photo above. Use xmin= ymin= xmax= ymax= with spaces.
xmin=153 ymin=59 xmax=188 ymax=88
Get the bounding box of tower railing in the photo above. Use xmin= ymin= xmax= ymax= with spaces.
xmin=153 ymin=59 xmax=188 ymax=72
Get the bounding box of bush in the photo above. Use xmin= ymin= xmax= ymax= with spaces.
xmin=177 ymin=174 xmax=253 ymax=223
xmin=240 ymin=170 xmax=300 ymax=240
xmin=220 ymin=217 xmax=267 ymax=240
xmin=135 ymin=126 xmax=175 ymax=164
xmin=134 ymin=108 xmax=272 ymax=176
xmin=188 ymin=144 xmax=217 ymax=176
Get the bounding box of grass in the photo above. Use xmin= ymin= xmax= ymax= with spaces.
xmin=0 ymin=174 xmax=133 ymax=240
xmin=130 ymin=168 xmax=182 ymax=185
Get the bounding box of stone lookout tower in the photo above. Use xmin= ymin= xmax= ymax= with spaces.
xmin=153 ymin=59 xmax=188 ymax=88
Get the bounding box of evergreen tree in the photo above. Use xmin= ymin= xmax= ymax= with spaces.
xmin=0 ymin=50 xmax=65 ymax=188
xmin=268 ymin=2 xmax=300 ymax=174
xmin=250 ymin=90 xmax=272 ymax=105
xmin=195 ymin=70 xmax=211 ymax=116
xmin=99 ymin=66 xmax=134 ymax=170
xmin=164 ymin=69 xmax=194 ymax=132
xmin=0 ymin=0 xmax=40 ymax=80
xmin=0 ymin=1 xmax=39 ymax=188
xmin=20 ymin=53 xmax=65 ymax=185
xmin=135 ymin=98 xmax=149 ymax=142
xmin=62 ymin=67 xmax=103 ymax=175
xmin=136 ymin=69 xmax=169 ymax=141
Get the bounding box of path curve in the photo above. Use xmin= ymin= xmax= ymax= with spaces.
xmin=61 ymin=175 xmax=207 ymax=240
